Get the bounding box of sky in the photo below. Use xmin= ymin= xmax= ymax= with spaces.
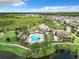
xmin=0 ymin=0 xmax=79 ymax=12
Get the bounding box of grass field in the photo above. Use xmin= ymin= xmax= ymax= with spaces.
xmin=0 ymin=45 xmax=28 ymax=57
xmin=0 ymin=44 xmax=79 ymax=58
xmin=0 ymin=14 xmax=66 ymax=30
xmin=0 ymin=31 xmax=17 ymax=43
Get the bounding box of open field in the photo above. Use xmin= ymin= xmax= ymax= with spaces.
xmin=0 ymin=45 xmax=28 ymax=57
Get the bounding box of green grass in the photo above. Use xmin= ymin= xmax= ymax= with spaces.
xmin=44 ymin=12 xmax=79 ymax=16
xmin=0 ymin=14 xmax=66 ymax=30
xmin=0 ymin=31 xmax=17 ymax=43
xmin=54 ymin=44 xmax=79 ymax=52
xmin=1 ymin=44 xmax=79 ymax=58
xmin=0 ymin=16 xmax=45 ymax=30
xmin=0 ymin=45 xmax=28 ymax=57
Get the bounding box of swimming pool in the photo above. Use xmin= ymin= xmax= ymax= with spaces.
xmin=31 ymin=34 xmax=41 ymax=41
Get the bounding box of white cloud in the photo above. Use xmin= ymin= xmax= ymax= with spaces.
xmin=30 ymin=6 xmax=79 ymax=12
xmin=12 ymin=2 xmax=25 ymax=6
xmin=0 ymin=0 xmax=25 ymax=6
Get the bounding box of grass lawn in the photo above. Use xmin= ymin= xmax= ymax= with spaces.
xmin=54 ymin=44 xmax=79 ymax=53
xmin=0 ymin=31 xmax=17 ymax=43
xmin=0 ymin=45 xmax=29 ymax=57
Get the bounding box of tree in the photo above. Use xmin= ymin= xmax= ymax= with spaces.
xmin=15 ymin=31 xmax=19 ymax=35
xmin=71 ymin=26 xmax=76 ymax=33
xmin=76 ymin=31 xmax=79 ymax=37
xmin=6 ymin=38 xmax=10 ymax=42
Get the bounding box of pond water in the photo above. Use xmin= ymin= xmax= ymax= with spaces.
xmin=50 ymin=49 xmax=76 ymax=59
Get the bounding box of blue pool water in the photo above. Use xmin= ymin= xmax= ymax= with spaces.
xmin=31 ymin=34 xmax=41 ymax=41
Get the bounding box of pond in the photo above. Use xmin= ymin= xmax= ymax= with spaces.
xmin=49 ymin=49 xmax=76 ymax=59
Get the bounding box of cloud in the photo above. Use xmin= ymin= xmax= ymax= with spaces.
xmin=0 ymin=0 xmax=25 ymax=7
xmin=12 ymin=1 xmax=25 ymax=6
xmin=30 ymin=6 xmax=79 ymax=12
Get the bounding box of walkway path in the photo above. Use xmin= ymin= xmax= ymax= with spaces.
xmin=0 ymin=42 xmax=79 ymax=50
xmin=52 ymin=43 xmax=79 ymax=45
xmin=0 ymin=42 xmax=30 ymax=50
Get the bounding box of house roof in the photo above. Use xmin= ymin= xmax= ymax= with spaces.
xmin=56 ymin=30 xmax=69 ymax=37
